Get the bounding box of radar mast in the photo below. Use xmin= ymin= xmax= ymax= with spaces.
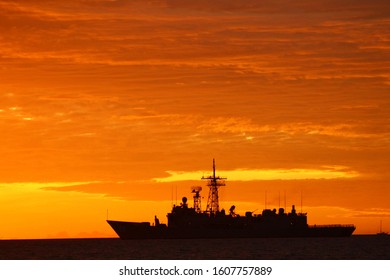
xmin=202 ymin=159 xmax=226 ymax=215
xmin=191 ymin=186 xmax=202 ymax=213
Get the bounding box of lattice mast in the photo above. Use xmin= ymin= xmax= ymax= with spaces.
xmin=191 ymin=186 xmax=202 ymax=213
xmin=202 ymin=159 xmax=226 ymax=215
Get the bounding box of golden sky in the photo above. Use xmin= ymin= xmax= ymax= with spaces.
xmin=0 ymin=0 xmax=389 ymax=238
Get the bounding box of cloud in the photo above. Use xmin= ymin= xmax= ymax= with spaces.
xmin=352 ymin=208 xmax=390 ymax=218
xmin=154 ymin=166 xmax=359 ymax=182
xmin=196 ymin=117 xmax=385 ymax=139
xmin=0 ymin=181 xmax=103 ymax=192
xmin=0 ymin=0 xmax=388 ymax=182
xmin=161 ymin=0 xmax=390 ymax=14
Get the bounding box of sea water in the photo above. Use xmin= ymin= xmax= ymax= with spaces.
xmin=0 ymin=235 xmax=389 ymax=260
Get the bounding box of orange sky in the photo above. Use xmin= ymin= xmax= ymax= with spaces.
xmin=0 ymin=0 xmax=389 ymax=239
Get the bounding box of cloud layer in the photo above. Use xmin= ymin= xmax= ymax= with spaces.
xmin=0 ymin=0 xmax=389 ymax=236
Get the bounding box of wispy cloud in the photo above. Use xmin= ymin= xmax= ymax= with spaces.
xmin=196 ymin=117 xmax=385 ymax=139
xmin=154 ymin=166 xmax=359 ymax=182
xmin=0 ymin=181 xmax=103 ymax=192
xmin=352 ymin=208 xmax=390 ymax=218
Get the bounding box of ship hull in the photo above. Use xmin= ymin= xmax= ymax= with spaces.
xmin=107 ymin=220 xmax=355 ymax=239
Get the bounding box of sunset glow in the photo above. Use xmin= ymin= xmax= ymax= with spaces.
xmin=1 ymin=0 xmax=389 ymax=239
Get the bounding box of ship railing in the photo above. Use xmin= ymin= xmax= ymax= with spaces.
xmin=309 ymin=224 xmax=355 ymax=228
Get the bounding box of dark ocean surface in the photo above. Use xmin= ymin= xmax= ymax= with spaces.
xmin=0 ymin=235 xmax=389 ymax=260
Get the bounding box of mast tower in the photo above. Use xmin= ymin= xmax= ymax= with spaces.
xmin=191 ymin=186 xmax=202 ymax=213
xmin=202 ymin=159 xmax=226 ymax=215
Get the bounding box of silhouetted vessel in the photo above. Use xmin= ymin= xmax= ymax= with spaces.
xmin=377 ymin=220 xmax=388 ymax=236
xmin=107 ymin=160 xmax=356 ymax=239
